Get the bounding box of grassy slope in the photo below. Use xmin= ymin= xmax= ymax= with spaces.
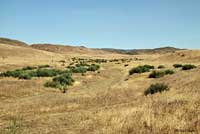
xmin=0 ymin=43 xmax=200 ymax=133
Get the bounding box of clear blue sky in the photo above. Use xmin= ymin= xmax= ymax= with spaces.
xmin=0 ymin=0 xmax=200 ymax=49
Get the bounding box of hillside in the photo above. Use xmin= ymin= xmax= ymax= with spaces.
xmin=101 ymin=47 xmax=183 ymax=55
xmin=31 ymin=44 xmax=110 ymax=55
xmin=0 ymin=43 xmax=65 ymax=71
xmin=0 ymin=37 xmax=29 ymax=47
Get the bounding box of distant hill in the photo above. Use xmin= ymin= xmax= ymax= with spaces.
xmin=31 ymin=43 xmax=88 ymax=54
xmin=0 ymin=37 xmax=28 ymax=47
xmin=31 ymin=44 xmax=109 ymax=55
xmin=101 ymin=47 xmax=184 ymax=55
xmin=0 ymin=37 xmax=183 ymax=55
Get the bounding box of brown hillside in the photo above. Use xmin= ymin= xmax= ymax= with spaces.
xmin=0 ymin=37 xmax=29 ymax=47
xmin=159 ymin=50 xmax=200 ymax=63
xmin=31 ymin=44 xmax=110 ymax=55
xmin=0 ymin=43 xmax=65 ymax=71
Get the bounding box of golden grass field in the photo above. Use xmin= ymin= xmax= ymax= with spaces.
xmin=0 ymin=42 xmax=200 ymax=134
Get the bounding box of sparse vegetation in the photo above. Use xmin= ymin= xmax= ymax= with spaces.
xmin=1 ymin=41 xmax=200 ymax=133
xmin=129 ymin=65 xmax=154 ymax=75
xmin=144 ymin=83 xmax=169 ymax=95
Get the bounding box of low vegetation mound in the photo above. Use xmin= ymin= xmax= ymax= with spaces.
xmin=129 ymin=65 xmax=154 ymax=75
xmin=144 ymin=83 xmax=169 ymax=95
xmin=44 ymin=73 xmax=74 ymax=93
xmin=87 ymin=64 xmax=100 ymax=71
xmin=182 ymin=64 xmax=196 ymax=70
xmin=71 ymin=66 xmax=87 ymax=74
xmin=173 ymin=64 xmax=196 ymax=70
xmin=149 ymin=69 xmax=174 ymax=78
xmin=0 ymin=66 xmax=63 ymax=79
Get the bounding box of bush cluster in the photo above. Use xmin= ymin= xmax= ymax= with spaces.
xmin=173 ymin=64 xmax=196 ymax=70
xmin=129 ymin=65 xmax=154 ymax=75
xmin=87 ymin=64 xmax=100 ymax=71
xmin=71 ymin=66 xmax=87 ymax=74
xmin=35 ymin=69 xmax=63 ymax=77
xmin=44 ymin=73 xmax=74 ymax=93
xmin=1 ymin=68 xmax=63 ymax=79
xmin=67 ymin=63 xmax=100 ymax=73
xmin=149 ymin=71 xmax=165 ymax=78
xmin=182 ymin=64 xmax=196 ymax=70
xmin=144 ymin=83 xmax=169 ymax=96
xmin=164 ymin=69 xmax=174 ymax=75
xmin=149 ymin=69 xmax=174 ymax=78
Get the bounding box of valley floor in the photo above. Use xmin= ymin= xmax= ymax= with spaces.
xmin=0 ymin=45 xmax=200 ymax=134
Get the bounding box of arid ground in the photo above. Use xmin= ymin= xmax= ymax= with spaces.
xmin=0 ymin=38 xmax=200 ymax=134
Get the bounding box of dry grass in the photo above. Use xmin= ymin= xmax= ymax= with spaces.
xmin=0 ymin=43 xmax=200 ymax=134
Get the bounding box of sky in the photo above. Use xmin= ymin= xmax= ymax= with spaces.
xmin=0 ymin=0 xmax=200 ymax=49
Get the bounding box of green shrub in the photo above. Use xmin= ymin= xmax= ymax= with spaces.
xmin=158 ymin=65 xmax=165 ymax=69
xmin=53 ymin=73 xmax=74 ymax=86
xmin=2 ymin=70 xmax=24 ymax=78
xmin=143 ymin=65 xmax=154 ymax=69
xmin=173 ymin=64 xmax=182 ymax=68
xmin=149 ymin=71 xmax=165 ymax=78
xmin=35 ymin=69 xmax=63 ymax=77
xmin=87 ymin=64 xmax=100 ymax=71
xmin=144 ymin=83 xmax=169 ymax=96
xmin=28 ymin=70 xmax=38 ymax=77
xmin=44 ymin=81 xmax=59 ymax=88
xmin=44 ymin=73 xmax=74 ymax=93
xmin=164 ymin=69 xmax=174 ymax=75
xmin=129 ymin=65 xmax=154 ymax=75
xmin=71 ymin=66 xmax=87 ymax=73
xmin=18 ymin=73 xmax=32 ymax=80
xmin=149 ymin=70 xmax=174 ymax=78
xmin=182 ymin=64 xmax=196 ymax=70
